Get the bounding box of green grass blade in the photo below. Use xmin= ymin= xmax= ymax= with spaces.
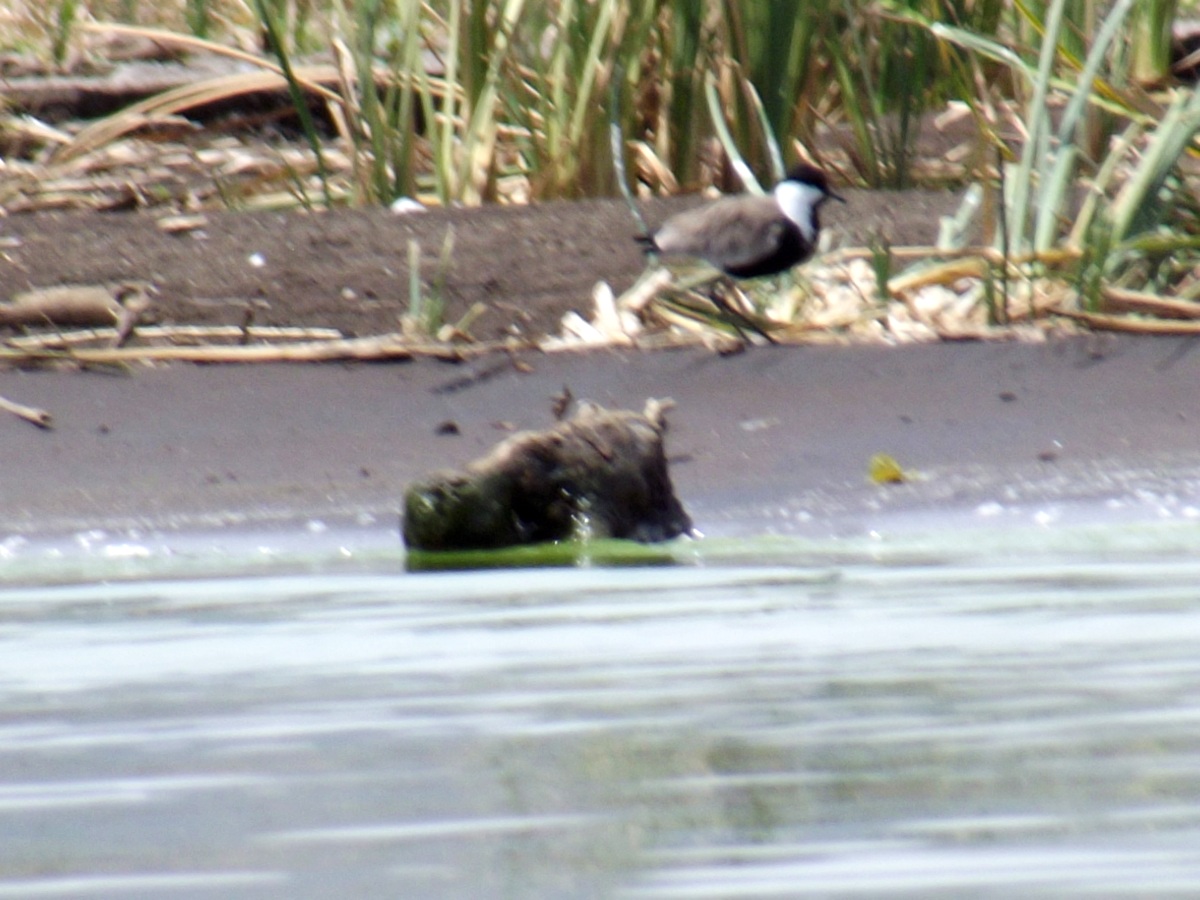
xmin=456 ymin=0 xmax=528 ymax=203
xmin=929 ymin=22 xmax=1035 ymax=87
xmin=705 ymin=73 xmax=763 ymax=195
xmin=567 ymin=0 xmax=616 ymax=149
xmin=252 ymin=0 xmax=333 ymax=207
xmin=610 ymin=62 xmax=651 ymax=239
xmin=740 ymin=77 xmax=785 ymax=183
xmin=1110 ymin=87 xmax=1200 ymax=242
xmin=1033 ymin=0 xmax=1137 ymax=251
xmin=1009 ymin=0 xmax=1068 ymax=255
xmin=435 ymin=0 xmax=462 ymax=203
xmin=1067 ymin=117 xmax=1144 ymax=246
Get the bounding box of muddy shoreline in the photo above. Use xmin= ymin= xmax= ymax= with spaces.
xmin=1 ymin=189 xmax=963 ymax=343
xmin=5 ymin=336 xmax=1200 ymax=543
xmin=4 ymin=196 xmax=1199 ymax=545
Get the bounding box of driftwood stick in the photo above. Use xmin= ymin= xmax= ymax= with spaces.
xmin=5 ymin=324 xmax=347 ymax=350
xmin=0 ymin=333 xmax=505 ymax=365
xmin=1055 ymin=309 xmax=1200 ymax=335
xmin=1098 ymin=286 xmax=1200 ymax=320
xmin=825 ymin=245 xmax=1083 ymax=267
xmin=0 ymin=394 xmax=53 ymax=429
xmin=0 ymin=285 xmax=122 ymax=328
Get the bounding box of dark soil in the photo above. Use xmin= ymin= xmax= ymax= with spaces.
xmin=1 ymin=189 xmax=963 ymax=342
xmin=4 ymin=183 xmax=1200 ymax=546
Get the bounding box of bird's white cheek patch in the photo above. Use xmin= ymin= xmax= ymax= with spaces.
xmin=773 ymin=181 xmax=825 ymax=243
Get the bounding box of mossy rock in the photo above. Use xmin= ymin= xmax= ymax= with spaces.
xmin=402 ymin=399 xmax=692 ymax=552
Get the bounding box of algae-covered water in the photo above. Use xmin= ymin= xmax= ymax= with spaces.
xmin=3 ymin=519 xmax=1200 ymax=897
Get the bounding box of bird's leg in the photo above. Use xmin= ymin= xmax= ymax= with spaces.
xmin=708 ymin=277 xmax=777 ymax=345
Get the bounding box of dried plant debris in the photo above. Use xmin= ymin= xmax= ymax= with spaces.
xmin=0 ymin=394 xmax=52 ymax=429
xmin=0 ymin=283 xmax=150 ymax=329
xmin=558 ymin=247 xmax=1095 ymax=354
xmin=0 ymin=331 xmax=479 ymax=367
xmin=402 ymin=398 xmax=693 ymax=552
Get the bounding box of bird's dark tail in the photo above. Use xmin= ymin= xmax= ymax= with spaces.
xmin=633 ymin=233 xmax=659 ymax=256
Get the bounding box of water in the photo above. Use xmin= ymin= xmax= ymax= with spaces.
xmin=3 ymin=523 xmax=1200 ymax=897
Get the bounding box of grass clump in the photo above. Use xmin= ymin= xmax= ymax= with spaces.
xmin=4 ymin=0 xmax=1199 ymax=345
xmin=881 ymin=0 xmax=1200 ymax=334
xmin=242 ymin=0 xmax=1016 ymax=205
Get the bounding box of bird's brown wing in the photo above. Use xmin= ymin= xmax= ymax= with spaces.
xmin=652 ymin=196 xmax=787 ymax=272
xmin=707 ymin=218 xmax=791 ymax=273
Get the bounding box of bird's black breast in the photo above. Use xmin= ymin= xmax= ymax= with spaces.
xmin=722 ymin=220 xmax=809 ymax=278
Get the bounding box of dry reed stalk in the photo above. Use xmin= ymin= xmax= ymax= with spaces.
xmin=1098 ymin=286 xmax=1200 ymax=319
xmin=5 ymin=325 xmax=347 ymax=350
xmin=1055 ymin=309 xmax=1200 ymax=335
xmin=0 ymin=394 xmax=53 ymax=429
xmin=0 ymin=333 xmax=495 ymax=365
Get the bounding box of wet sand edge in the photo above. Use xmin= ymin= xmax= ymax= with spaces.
xmin=4 ymin=335 xmax=1200 ymax=541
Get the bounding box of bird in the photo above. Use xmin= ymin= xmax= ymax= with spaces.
xmin=636 ymin=164 xmax=845 ymax=278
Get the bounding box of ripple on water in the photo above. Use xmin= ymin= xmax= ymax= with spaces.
xmin=2 ymin=530 xmax=1200 ymax=895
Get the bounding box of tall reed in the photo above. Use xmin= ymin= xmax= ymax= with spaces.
xmin=915 ymin=0 xmax=1199 ymax=308
xmin=242 ymin=0 xmax=1018 ymax=205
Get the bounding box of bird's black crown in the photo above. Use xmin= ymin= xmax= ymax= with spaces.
xmin=784 ymin=163 xmax=831 ymax=192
